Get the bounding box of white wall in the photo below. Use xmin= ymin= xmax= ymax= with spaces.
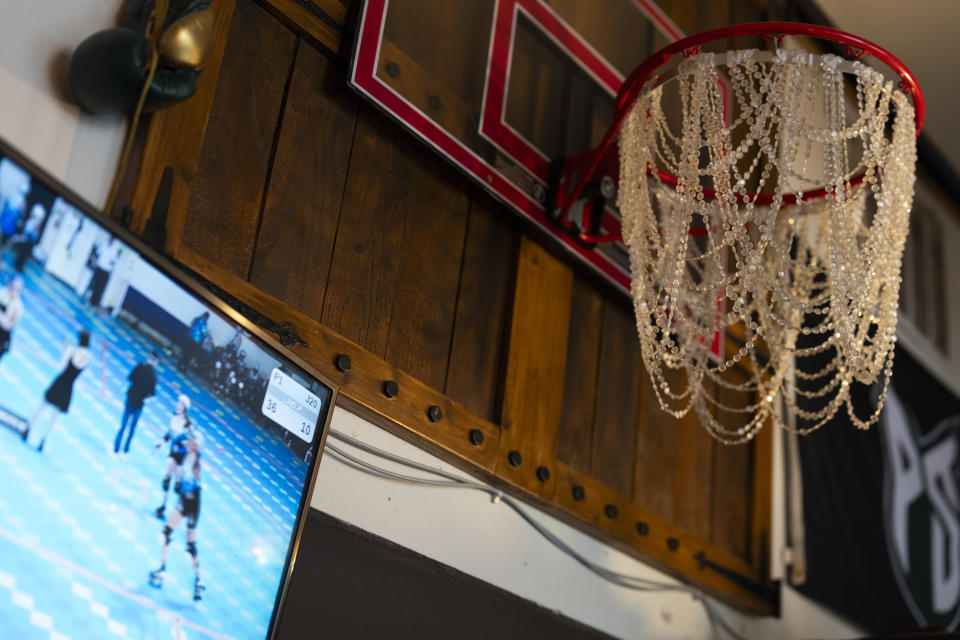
xmin=0 ymin=4 xmax=867 ymax=638
xmin=0 ymin=0 xmax=126 ymax=208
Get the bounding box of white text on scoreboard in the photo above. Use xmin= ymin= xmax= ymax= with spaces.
xmin=261 ymin=368 xmax=322 ymax=443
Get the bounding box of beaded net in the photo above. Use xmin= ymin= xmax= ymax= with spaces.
xmin=618 ymin=48 xmax=917 ymax=443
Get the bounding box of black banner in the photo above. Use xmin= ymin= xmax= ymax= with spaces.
xmin=796 ymin=345 xmax=960 ymax=632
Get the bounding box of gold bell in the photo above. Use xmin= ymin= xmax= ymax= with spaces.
xmin=157 ymin=8 xmax=215 ymax=70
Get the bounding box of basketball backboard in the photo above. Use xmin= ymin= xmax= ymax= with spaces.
xmin=349 ymin=0 xmax=685 ymax=293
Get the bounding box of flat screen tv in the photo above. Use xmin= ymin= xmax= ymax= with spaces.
xmin=0 ymin=138 xmax=336 ymax=640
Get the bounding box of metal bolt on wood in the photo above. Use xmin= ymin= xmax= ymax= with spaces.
xmin=335 ymin=354 xmax=352 ymax=372
xmin=382 ymin=380 xmax=399 ymax=398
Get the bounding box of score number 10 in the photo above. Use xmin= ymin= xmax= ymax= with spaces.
xmin=261 ymin=368 xmax=322 ymax=443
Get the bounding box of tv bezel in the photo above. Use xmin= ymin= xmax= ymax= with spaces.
xmin=0 ymin=136 xmax=339 ymax=640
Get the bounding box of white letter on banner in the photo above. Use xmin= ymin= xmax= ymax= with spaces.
xmin=925 ymin=437 xmax=960 ymax=614
xmin=882 ymin=389 xmax=924 ymax=573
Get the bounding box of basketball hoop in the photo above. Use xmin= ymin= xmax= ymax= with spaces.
xmin=552 ymin=23 xmax=924 ymax=443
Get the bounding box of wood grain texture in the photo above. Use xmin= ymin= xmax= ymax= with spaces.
xmin=728 ymin=0 xmax=770 ymax=41
xmin=693 ymin=0 xmax=730 ymax=34
xmin=377 ymin=38 xmax=478 ymax=147
xmin=589 ymin=300 xmax=641 ymax=497
xmin=443 ymin=197 xmax=519 ymax=423
xmin=711 ymin=438 xmax=754 ymax=562
xmin=179 ymin=246 xmax=501 ymax=475
xmin=710 ymin=371 xmax=755 ymax=562
xmin=634 ymin=371 xmax=680 ymax=520
xmin=750 ymin=413 xmax=774 ymax=578
xmin=553 ymin=463 xmax=772 ymax=613
xmin=541 ymin=0 xmax=655 ymax=76
xmin=126 ymin=0 xmax=237 ymax=251
xmin=380 ymin=0 xmax=493 ymax=118
xmin=248 ymin=41 xmax=357 ymax=319
xmin=672 ymin=409 xmax=715 ymax=542
xmin=258 ymin=0 xmax=346 ymax=55
xmin=320 ymin=113 xmax=470 ymax=391
xmin=504 ymin=15 xmax=570 ymax=160
xmin=555 ymin=275 xmax=604 ymax=472
xmin=651 ymin=0 xmax=696 ymax=36
xmin=180 ymin=0 xmax=297 ymax=277
xmin=498 ymin=237 xmax=573 ymax=498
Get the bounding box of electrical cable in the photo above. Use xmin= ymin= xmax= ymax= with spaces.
xmin=325 ymin=433 xmax=685 ymax=594
xmin=324 ymin=428 xmax=749 ymax=640
xmin=103 ymin=0 xmax=169 ymax=216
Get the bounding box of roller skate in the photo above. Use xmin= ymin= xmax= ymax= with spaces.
xmin=148 ymin=568 xmax=164 ymax=588
xmin=193 ymin=577 xmax=205 ymax=601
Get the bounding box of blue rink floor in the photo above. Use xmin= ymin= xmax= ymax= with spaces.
xmin=0 ymin=257 xmax=310 ymax=640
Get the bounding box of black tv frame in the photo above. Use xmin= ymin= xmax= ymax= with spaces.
xmin=0 ymin=136 xmax=338 ymax=640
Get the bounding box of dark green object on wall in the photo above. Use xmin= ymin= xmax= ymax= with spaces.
xmin=69 ymin=0 xmax=213 ymax=115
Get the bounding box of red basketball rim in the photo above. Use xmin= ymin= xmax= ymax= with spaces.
xmin=564 ymin=21 xmax=925 ymax=215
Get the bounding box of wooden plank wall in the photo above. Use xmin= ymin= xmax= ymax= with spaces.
xmin=122 ymin=0 xmax=774 ymax=613
xmin=175 ymin=0 xmax=522 ymax=428
xmin=555 ymin=276 xmax=757 ymax=563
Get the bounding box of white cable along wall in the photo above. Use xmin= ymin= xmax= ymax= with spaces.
xmin=312 ymin=407 xmax=863 ymax=640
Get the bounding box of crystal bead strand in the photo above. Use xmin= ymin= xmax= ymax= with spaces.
xmin=618 ymin=49 xmax=917 ymax=443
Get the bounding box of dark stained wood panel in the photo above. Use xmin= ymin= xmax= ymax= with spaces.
xmin=709 ymin=371 xmax=756 ymax=561
xmin=382 ymin=214 xmax=470 ymax=393
xmin=498 ymin=237 xmax=573 ymax=497
xmin=125 ymin=0 xmax=237 ymax=252
xmin=652 ymin=0 xmax=696 ymax=36
xmin=693 ymin=0 xmax=730 ymax=34
xmin=506 ymin=16 xmax=561 ymax=159
xmin=443 ymin=197 xmax=519 ymax=423
xmin=259 ymin=0 xmax=346 ymax=54
xmin=248 ymin=41 xmax=358 ymax=319
xmin=634 ymin=371 xmax=680 ymax=519
xmin=541 ymin=0 xmax=655 ymax=76
xmin=554 ymin=462 xmax=771 ymax=612
xmin=673 ymin=409 xmax=715 ymax=541
xmin=381 ymin=0 xmax=494 ymax=117
xmin=555 ymin=275 xmax=604 ymax=472
xmin=377 ymin=38 xmax=478 ymax=145
xmin=321 ymin=113 xmax=470 ymax=390
xmin=712 ymin=439 xmax=754 ymax=561
xmin=721 ymin=1 xmax=768 ymax=65
xmin=589 ymin=300 xmax=641 ymax=497
xmin=750 ymin=410 xmax=774 ymax=576
xmin=180 ymin=0 xmax=297 ymax=277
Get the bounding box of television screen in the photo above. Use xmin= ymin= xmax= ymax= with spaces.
xmin=0 ymin=140 xmax=335 ymax=640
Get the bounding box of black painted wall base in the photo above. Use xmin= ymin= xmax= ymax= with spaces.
xmin=275 ymin=509 xmax=615 ymax=639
